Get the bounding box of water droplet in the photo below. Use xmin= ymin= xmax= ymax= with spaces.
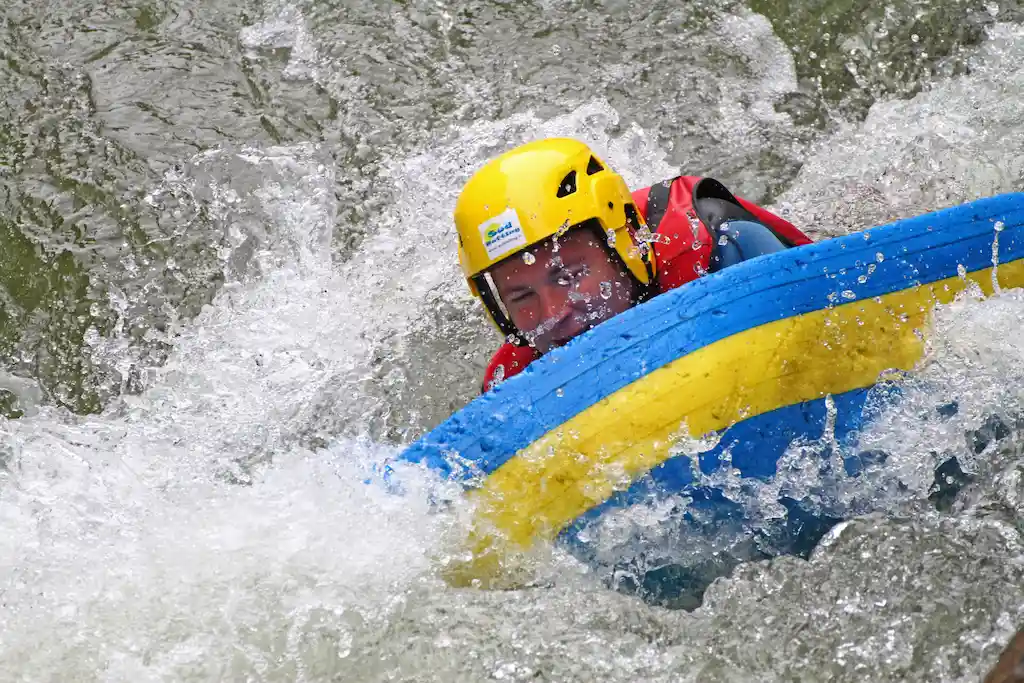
xmin=718 ymin=234 xmax=729 ymax=246
xmin=600 ymin=281 xmax=613 ymax=299
xmin=957 ymin=263 xmax=967 ymax=278
xmin=841 ymin=290 xmax=856 ymax=299
xmin=522 ymin=252 xmax=536 ymax=265
xmin=556 ymin=387 xmax=564 ymax=397
xmin=857 ymin=274 xmax=868 ymax=284
xmin=875 ymin=252 xmax=885 ymax=263
xmin=492 ymin=364 xmax=505 ymax=382
xmin=994 ymin=220 xmax=1005 ymax=232
xmin=605 ymin=229 xmax=617 ymax=247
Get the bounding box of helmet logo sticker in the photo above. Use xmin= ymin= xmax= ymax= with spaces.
xmin=479 ymin=208 xmax=528 ymax=260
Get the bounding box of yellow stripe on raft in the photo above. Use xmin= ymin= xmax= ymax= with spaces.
xmin=443 ymin=259 xmax=1024 ymax=586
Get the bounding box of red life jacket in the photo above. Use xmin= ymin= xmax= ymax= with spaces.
xmin=481 ymin=176 xmax=812 ymax=392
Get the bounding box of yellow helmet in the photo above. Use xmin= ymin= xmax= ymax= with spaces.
xmin=454 ymin=138 xmax=654 ymax=337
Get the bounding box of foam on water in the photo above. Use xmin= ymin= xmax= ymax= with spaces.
xmin=0 ymin=140 xmax=458 ymax=681
xmin=777 ymin=22 xmax=1024 ymax=236
xmin=0 ymin=423 xmax=457 ymax=681
xmin=3 ymin=7 xmax=1024 ymax=683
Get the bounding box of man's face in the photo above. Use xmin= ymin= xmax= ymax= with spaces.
xmin=489 ymin=228 xmax=638 ymax=354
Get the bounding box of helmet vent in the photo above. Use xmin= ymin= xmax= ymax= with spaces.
xmin=586 ymin=156 xmax=604 ymax=175
xmin=556 ymin=171 xmax=577 ymax=198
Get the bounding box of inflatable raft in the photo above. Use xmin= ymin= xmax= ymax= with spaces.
xmin=398 ymin=193 xmax=1024 ymax=600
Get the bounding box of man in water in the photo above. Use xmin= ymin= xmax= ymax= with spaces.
xmin=452 ymin=138 xmax=813 ymax=391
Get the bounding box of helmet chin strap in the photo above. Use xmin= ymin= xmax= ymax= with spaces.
xmin=608 ymin=211 xmax=654 ymax=305
xmin=473 ymin=272 xmax=527 ymax=345
xmin=625 ymin=206 xmax=656 ymax=285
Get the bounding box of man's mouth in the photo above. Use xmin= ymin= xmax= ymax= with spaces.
xmin=549 ymin=321 xmax=594 ymax=349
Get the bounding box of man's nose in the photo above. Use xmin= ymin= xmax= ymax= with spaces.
xmin=537 ymin=285 xmax=570 ymax=322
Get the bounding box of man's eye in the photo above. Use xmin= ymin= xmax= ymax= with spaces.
xmin=507 ymin=292 xmax=534 ymax=304
xmin=556 ymin=266 xmax=588 ymax=286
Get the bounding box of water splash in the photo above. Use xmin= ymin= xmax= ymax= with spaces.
xmin=3 ymin=2 xmax=1024 ymax=680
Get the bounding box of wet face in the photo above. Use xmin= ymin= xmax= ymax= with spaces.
xmin=488 ymin=227 xmax=638 ymax=354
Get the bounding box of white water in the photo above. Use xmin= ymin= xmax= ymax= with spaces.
xmin=3 ymin=9 xmax=1024 ymax=683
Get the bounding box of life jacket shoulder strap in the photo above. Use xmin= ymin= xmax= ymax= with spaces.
xmin=644 ymin=177 xmax=675 ymax=230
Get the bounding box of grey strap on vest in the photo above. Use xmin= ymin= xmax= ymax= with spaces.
xmin=644 ymin=178 xmax=674 ymax=230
